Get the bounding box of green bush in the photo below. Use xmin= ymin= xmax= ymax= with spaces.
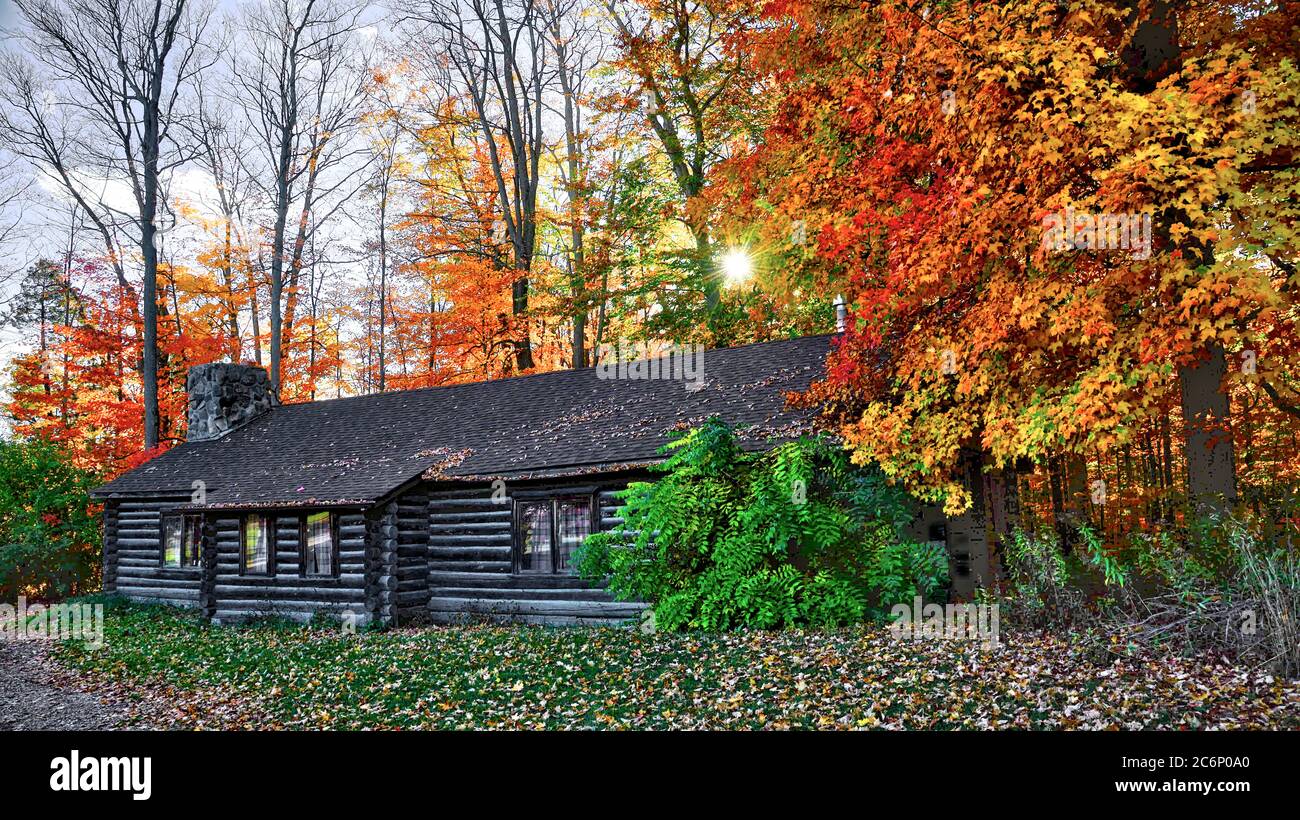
xmin=998 ymin=516 xmax=1300 ymax=677
xmin=0 ymin=437 xmax=102 ymax=601
xmin=997 ymin=528 xmax=1090 ymax=629
xmin=575 ymin=417 xmax=947 ymax=631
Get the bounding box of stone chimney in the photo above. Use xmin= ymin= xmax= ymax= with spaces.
xmin=833 ymin=294 xmax=848 ymax=333
xmin=186 ymin=363 xmax=279 ymax=443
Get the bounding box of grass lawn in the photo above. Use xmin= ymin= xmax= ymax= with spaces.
xmin=53 ymin=598 xmax=1300 ymax=730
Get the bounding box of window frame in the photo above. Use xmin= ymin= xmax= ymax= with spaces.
xmin=239 ymin=514 xmax=274 ymax=576
xmin=298 ymin=511 xmax=340 ymax=578
xmin=160 ymin=514 xmax=203 ymax=570
xmin=512 ymin=493 xmax=597 ymax=575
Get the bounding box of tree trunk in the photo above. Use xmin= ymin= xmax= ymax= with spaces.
xmin=248 ymin=258 xmax=263 ymax=365
xmin=140 ymin=221 xmax=160 ymax=450
xmin=377 ymin=187 xmax=387 ymax=392
xmin=512 ymin=273 xmax=534 ymax=370
xmin=267 ymin=97 xmax=295 ymax=394
xmin=268 ymin=175 xmax=289 ymax=393
xmin=140 ymin=98 xmax=162 ymax=449
xmin=1178 ymin=342 xmax=1238 ymax=511
xmin=221 ymin=219 xmax=241 ymax=360
xmin=697 ymin=227 xmax=718 ymax=314
xmin=1124 ymin=0 xmax=1239 ymax=514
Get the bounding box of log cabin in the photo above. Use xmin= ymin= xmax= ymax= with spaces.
xmin=90 ymin=334 xmax=1000 ymax=627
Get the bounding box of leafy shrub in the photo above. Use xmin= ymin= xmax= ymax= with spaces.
xmin=575 ymin=417 xmax=947 ymax=631
xmin=997 ymin=523 xmax=1137 ymax=631
xmin=0 ymin=437 xmax=102 ymax=601
xmin=999 ymin=515 xmax=1300 ymax=677
xmin=997 ymin=528 xmax=1089 ymax=629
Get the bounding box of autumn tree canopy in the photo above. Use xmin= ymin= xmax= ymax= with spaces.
xmin=0 ymin=0 xmax=1297 ymax=546
xmin=718 ymin=0 xmax=1299 ymax=522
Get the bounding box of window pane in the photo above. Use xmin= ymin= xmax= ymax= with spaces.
xmin=304 ymin=512 xmax=333 ymax=576
xmin=162 ymin=517 xmax=181 ymax=567
xmin=518 ymin=502 xmax=552 ymax=573
xmin=184 ymin=516 xmax=202 ymax=568
xmin=243 ymin=515 xmax=269 ymax=574
xmin=555 ymin=499 xmax=592 ymax=573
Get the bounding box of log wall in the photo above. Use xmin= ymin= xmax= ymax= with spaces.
xmin=425 ymin=475 xmax=650 ymax=626
xmin=395 ymin=488 xmax=431 ymax=623
xmin=209 ymin=508 xmax=368 ymax=625
xmin=102 ymin=500 xmax=119 ymax=594
xmin=103 ymin=474 xmax=649 ymax=627
xmin=363 ymin=502 xmax=398 ymax=628
xmin=107 ymin=496 xmax=201 ymax=608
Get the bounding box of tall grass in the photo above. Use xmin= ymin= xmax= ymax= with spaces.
xmin=996 ymin=517 xmax=1300 ymax=677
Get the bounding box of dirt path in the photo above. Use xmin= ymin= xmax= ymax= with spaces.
xmin=0 ymin=641 xmax=144 ymax=731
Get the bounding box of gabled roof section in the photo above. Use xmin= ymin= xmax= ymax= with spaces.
xmin=91 ymin=334 xmax=834 ymax=508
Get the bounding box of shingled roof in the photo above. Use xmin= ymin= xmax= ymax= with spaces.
xmin=90 ymin=334 xmax=834 ymax=509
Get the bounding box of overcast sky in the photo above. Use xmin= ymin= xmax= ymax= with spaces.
xmin=1 ymin=0 xmax=25 ymax=416
xmin=0 ymin=0 xmax=293 ymax=431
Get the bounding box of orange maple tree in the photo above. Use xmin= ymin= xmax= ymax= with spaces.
xmin=720 ymin=0 xmax=1300 ymax=524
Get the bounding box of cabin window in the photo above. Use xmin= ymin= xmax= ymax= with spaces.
xmin=241 ymin=514 xmax=273 ymax=575
xmin=300 ymin=511 xmax=338 ymax=577
xmin=161 ymin=515 xmax=202 ymax=569
xmin=515 ymin=496 xmax=593 ymax=574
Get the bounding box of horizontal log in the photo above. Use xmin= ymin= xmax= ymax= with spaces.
xmin=216 ymin=599 xmax=367 ymax=612
xmin=115 ymin=525 xmax=161 ymax=536
xmin=426 ymin=517 xmax=506 ymax=530
xmin=427 ymin=487 xmax=500 ymax=500
xmin=428 ymin=585 xmax=613 ymax=602
xmin=213 ymin=585 xmax=364 ymax=602
xmin=430 ymin=521 xmax=510 ymax=533
xmin=112 ymin=574 xmax=201 ymax=588
xmin=427 ymin=570 xmax=514 ymax=585
xmin=117 ymin=500 xmax=188 ymax=511
xmin=428 ymin=560 xmax=511 ymax=573
xmin=116 ymin=548 xmax=166 ymax=560
xmin=120 ymin=594 xmax=201 ymax=609
xmin=117 ymin=586 xmax=201 ymax=601
xmin=429 ymin=534 xmax=511 ymax=546
xmin=211 ymin=572 xmax=365 ymax=586
xmin=213 ymin=602 xmax=368 ymax=620
xmin=427 ymin=597 xmax=645 ymax=618
xmin=429 ymin=546 xmax=511 ymax=561
xmin=427 ymin=611 xmax=635 ymax=628
xmin=116 ymin=538 xmax=164 ymax=549
xmin=428 ymin=498 xmax=512 ymax=510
